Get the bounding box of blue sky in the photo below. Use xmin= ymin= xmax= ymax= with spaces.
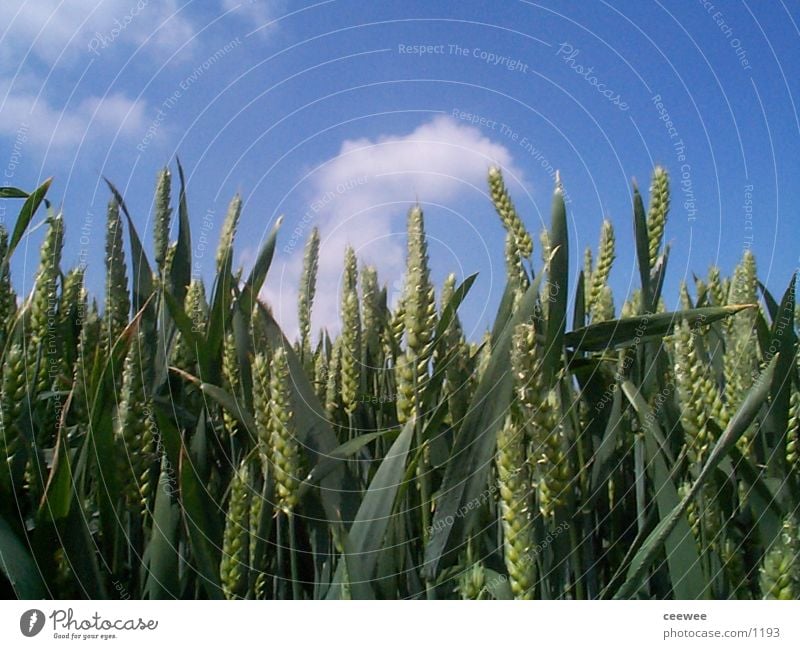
xmin=1 ymin=1 xmax=798 ymax=339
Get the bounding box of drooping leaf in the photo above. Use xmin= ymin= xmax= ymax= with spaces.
xmin=565 ymin=304 xmax=755 ymax=352
xmin=5 ymin=177 xmax=52 ymax=262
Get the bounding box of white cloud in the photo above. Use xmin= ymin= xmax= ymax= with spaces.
xmin=0 ymin=1 xmax=189 ymax=155
xmin=1 ymin=0 xmax=196 ymax=66
xmin=261 ymin=115 xmax=519 ymax=338
xmin=221 ymin=0 xmax=287 ymax=35
xmin=0 ymin=87 xmax=147 ymax=151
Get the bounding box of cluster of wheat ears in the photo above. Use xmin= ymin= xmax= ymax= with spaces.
xmin=0 ymin=163 xmax=797 ymax=600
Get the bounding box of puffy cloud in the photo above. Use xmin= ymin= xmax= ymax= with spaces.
xmin=261 ymin=115 xmax=519 ymax=338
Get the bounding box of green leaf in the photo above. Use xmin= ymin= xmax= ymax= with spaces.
xmin=237 ymin=216 xmax=283 ymax=318
xmin=757 ymin=281 xmax=779 ymax=323
xmin=170 ymin=158 xmax=192 ymax=305
xmin=0 ymin=187 xmax=29 ymax=199
xmin=0 ymin=514 xmax=46 ymax=598
xmin=588 ymin=385 xmax=623 ymax=496
xmin=544 ymin=185 xmax=568 ymax=385
xmin=622 ymin=380 xmax=707 ymax=599
xmin=632 ymin=183 xmax=650 ymax=310
xmin=328 ymin=419 xmax=415 ymax=599
xmin=650 ymin=245 xmax=670 ymax=309
xmin=179 ymin=446 xmax=224 ymax=599
xmin=5 ymin=177 xmax=52 ymax=262
xmin=59 ymin=499 xmax=108 ymax=599
xmin=163 ymin=289 xmax=208 ymax=376
xmin=300 ymin=430 xmax=393 ymax=495
xmin=432 ymin=273 xmax=477 ymax=346
xmin=613 ymin=353 xmax=779 ymax=599
xmin=764 ymin=274 xmax=796 ymax=480
xmin=198 ymin=381 xmax=257 ymax=436
xmin=565 ymin=304 xmax=754 ymax=352
xmin=490 ymin=280 xmax=517 ymax=345
xmin=573 ymin=269 xmax=586 ymax=331
xmin=143 ymin=457 xmax=181 ymax=599
xmin=38 ymin=393 xmax=75 ymax=522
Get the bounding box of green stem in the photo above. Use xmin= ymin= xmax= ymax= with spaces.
xmin=288 ymin=511 xmax=302 ymax=600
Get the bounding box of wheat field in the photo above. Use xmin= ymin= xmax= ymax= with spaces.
xmin=0 ymin=164 xmax=797 ymax=600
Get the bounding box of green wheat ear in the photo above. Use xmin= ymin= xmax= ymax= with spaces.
xmin=707 ymin=266 xmax=726 ymax=306
xmin=724 ymin=250 xmax=759 ymax=416
xmin=759 ymin=516 xmax=799 ymax=599
xmin=312 ymin=336 xmax=328 ymax=403
xmin=360 ymin=265 xmax=381 ymax=361
xmin=216 ymin=194 xmax=242 ymax=273
xmin=220 ymin=461 xmax=252 ymax=600
xmin=340 ymin=247 xmax=361 ymax=415
xmin=58 ymin=267 xmax=85 ymax=376
xmin=269 ymin=346 xmax=302 ymax=513
xmin=512 ymin=322 xmax=570 ymax=519
xmin=104 ymin=198 xmax=129 ymax=350
xmin=298 ymin=227 xmax=319 ymax=361
xmin=153 ymin=167 xmax=172 ymax=277
xmin=496 ymin=410 xmax=536 ymax=599
xmin=116 ymin=327 xmax=154 ymax=514
xmin=28 ymin=212 xmax=64 ymax=392
xmin=457 ymin=561 xmax=487 ymax=600
xmin=172 ymin=279 xmax=207 ymax=372
xmin=395 ymin=205 xmax=436 ymax=426
xmin=0 ymin=225 xmax=16 ymax=347
xmin=646 ymin=166 xmax=669 ymax=269
xmin=325 ymin=337 xmax=343 ymax=423
xmin=1 ymin=343 xmax=26 ymax=440
xmin=788 ymin=375 xmax=799 ymax=474
xmin=72 ymin=307 xmax=101 ymax=424
xmin=222 ymin=331 xmax=240 ymax=437
xmin=587 ymin=219 xmax=615 ymax=322
xmin=488 ymin=166 xmax=533 ymax=259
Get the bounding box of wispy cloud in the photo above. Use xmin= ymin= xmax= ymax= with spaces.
xmin=0 ymin=86 xmax=147 ymax=151
xmin=1 ymin=0 xmax=196 ymax=65
xmin=261 ymin=115 xmax=519 ymax=338
xmin=0 ymin=2 xmax=197 ymax=156
xmin=220 ymin=0 xmax=287 ymax=35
